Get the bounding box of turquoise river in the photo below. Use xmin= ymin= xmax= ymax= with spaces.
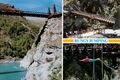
xmin=0 ymin=62 xmax=26 ymax=80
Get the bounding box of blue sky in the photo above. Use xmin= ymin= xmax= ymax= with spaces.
xmin=0 ymin=0 xmax=62 ymax=13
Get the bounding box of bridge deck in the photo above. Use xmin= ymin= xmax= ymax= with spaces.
xmin=0 ymin=11 xmax=62 ymax=18
xmin=64 ymin=10 xmax=115 ymax=24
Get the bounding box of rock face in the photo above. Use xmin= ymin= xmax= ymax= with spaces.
xmin=115 ymin=6 xmax=120 ymax=29
xmin=20 ymin=18 xmax=62 ymax=80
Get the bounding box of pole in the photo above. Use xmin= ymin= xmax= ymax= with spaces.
xmin=93 ymin=44 xmax=95 ymax=80
xmin=101 ymin=44 xmax=103 ymax=80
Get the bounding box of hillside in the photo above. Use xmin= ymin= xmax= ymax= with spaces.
xmin=0 ymin=15 xmax=40 ymax=59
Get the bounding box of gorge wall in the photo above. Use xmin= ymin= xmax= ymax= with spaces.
xmin=20 ymin=17 xmax=62 ymax=80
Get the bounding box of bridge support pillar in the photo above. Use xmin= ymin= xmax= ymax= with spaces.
xmin=52 ymin=4 xmax=57 ymax=16
xmin=48 ymin=7 xmax=51 ymax=17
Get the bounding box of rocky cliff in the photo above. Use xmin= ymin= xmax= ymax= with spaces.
xmin=20 ymin=17 xmax=62 ymax=80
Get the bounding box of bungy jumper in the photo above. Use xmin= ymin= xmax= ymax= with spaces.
xmin=80 ymin=57 xmax=100 ymax=62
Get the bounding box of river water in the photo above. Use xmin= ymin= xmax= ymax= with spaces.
xmin=0 ymin=62 xmax=26 ymax=80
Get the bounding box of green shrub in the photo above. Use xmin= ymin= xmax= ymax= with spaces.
xmin=0 ymin=15 xmax=39 ymax=58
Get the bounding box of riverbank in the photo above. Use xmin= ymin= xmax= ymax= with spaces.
xmin=0 ymin=56 xmax=22 ymax=64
